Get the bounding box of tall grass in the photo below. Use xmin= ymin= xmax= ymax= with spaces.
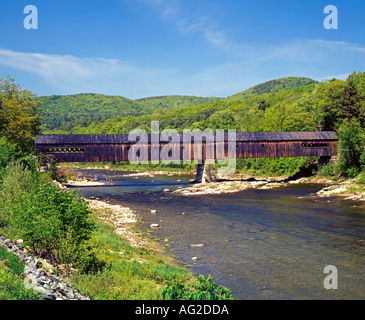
xmin=0 ymin=247 xmax=43 ymax=300
xmin=70 ymin=218 xmax=191 ymax=300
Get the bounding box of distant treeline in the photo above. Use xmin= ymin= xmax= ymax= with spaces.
xmin=38 ymin=94 xmax=218 ymax=133
xmin=40 ymin=74 xmax=364 ymax=136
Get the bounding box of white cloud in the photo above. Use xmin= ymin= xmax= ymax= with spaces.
xmin=139 ymin=0 xmax=179 ymax=19
xmin=139 ymin=0 xmax=231 ymax=51
xmin=0 ymin=49 xmax=92 ymax=79
xmin=177 ymin=15 xmax=228 ymax=49
xmin=1 ymin=37 xmax=365 ymax=99
xmin=0 ymin=48 xmax=173 ymax=97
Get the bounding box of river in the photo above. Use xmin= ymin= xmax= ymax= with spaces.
xmin=70 ymin=169 xmax=365 ymax=300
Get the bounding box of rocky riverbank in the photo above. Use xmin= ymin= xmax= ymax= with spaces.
xmin=315 ymin=179 xmax=365 ymax=201
xmin=83 ymin=197 xmax=148 ymax=248
xmin=0 ymin=233 xmax=90 ymax=300
xmin=64 ymin=165 xmax=365 ymax=201
xmin=171 ymin=173 xmax=304 ymax=195
xmin=172 ymin=173 xmax=365 ymax=201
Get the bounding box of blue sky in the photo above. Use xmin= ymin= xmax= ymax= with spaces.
xmin=1 ymin=0 xmax=365 ymax=99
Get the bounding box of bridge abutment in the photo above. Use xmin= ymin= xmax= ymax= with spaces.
xmin=195 ymin=161 xmax=217 ymax=183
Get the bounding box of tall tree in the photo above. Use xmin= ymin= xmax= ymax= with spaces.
xmin=339 ymin=78 xmax=361 ymax=121
xmin=315 ymin=79 xmax=361 ymax=130
xmin=0 ymin=76 xmax=42 ymax=151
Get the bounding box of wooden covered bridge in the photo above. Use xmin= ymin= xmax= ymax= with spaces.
xmin=35 ymin=131 xmax=338 ymax=182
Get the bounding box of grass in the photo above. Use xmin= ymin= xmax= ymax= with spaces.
xmin=0 ymin=198 xmax=193 ymax=301
xmin=346 ymin=185 xmax=365 ymax=193
xmin=0 ymin=247 xmax=43 ymax=300
xmin=69 ymin=212 xmax=193 ymax=300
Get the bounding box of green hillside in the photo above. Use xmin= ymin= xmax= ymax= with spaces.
xmin=38 ymin=93 xmax=218 ymax=133
xmin=38 ymin=77 xmax=315 ymax=133
xmin=67 ymin=80 xmax=320 ymax=134
xmin=226 ymin=77 xmax=318 ymax=101
xmin=136 ymin=95 xmax=219 ymax=110
xmin=38 ymin=74 xmax=364 ymax=140
xmin=40 ymin=71 xmax=364 ymax=178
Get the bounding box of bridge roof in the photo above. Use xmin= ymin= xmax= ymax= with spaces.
xmin=235 ymin=131 xmax=337 ymax=141
xmin=35 ymin=131 xmax=338 ymax=145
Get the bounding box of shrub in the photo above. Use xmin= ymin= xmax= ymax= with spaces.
xmin=0 ymin=137 xmax=22 ymax=170
xmin=14 ymin=182 xmax=94 ymax=274
xmin=0 ymin=161 xmax=95 ymax=275
xmin=160 ymin=274 xmax=235 ymax=300
xmin=317 ymin=162 xmax=341 ymax=178
xmin=357 ymin=171 xmax=365 ymax=184
xmin=337 ymin=119 xmax=365 ymax=177
xmin=0 ymin=161 xmax=37 ymax=229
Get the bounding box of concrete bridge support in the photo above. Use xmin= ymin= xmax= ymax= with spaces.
xmin=195 ymin=161 xmax=217 ymax=183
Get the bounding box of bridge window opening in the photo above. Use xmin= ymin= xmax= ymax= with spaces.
xmin=47 ymin=148 xmax=84 ymax=153
xmin=301 ymin=143 xmax=330 ymax=148
xmin=261 ymin=144 xmax=265 ymax=148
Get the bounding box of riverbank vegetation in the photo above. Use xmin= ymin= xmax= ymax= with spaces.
xmin=0 ymin=76 xmax=234 ymax=300
xmin=0 ymin=246 xmax=43 ymax=300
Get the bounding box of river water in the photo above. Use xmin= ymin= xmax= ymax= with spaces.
xmin=71 ymin=169 xmax=365 ymax=300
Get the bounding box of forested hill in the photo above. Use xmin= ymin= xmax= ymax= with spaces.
xmin=135 ymin=95 xmax=218 ymax=111
xmin=226 ymin=77 xmax=318 ymax=101
xmin=38 ymin=77 xmax=318 ymax=133
xmin=38 ymin=94 xmax=218 ymax=132
xmin=51 ymin=71 xmax=365 ymax=136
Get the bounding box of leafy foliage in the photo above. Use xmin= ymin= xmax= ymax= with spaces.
xmin=38 ymin=93 xmax=218 ymax=132
xmin=0 ymin=161 xmax=94 ymax=275
xmin=337 ymin=118 xmax=365 ymax=177
xmin=160 ymin=274 xmax=235 ymax=300
xmin=315 ymin=79 xmax=362 ymax=130
xmin=226 ymin=77 xmax=317 ymax=101
xmin=0 ymin=76 xmax=42 ymax=152
xmin=0 ymin=246 xmax=25 ymax=276
xmin=0 ymin=267 xmax=43 ymax=300
xmin=0 ymin=247 xmax=43 ymax=300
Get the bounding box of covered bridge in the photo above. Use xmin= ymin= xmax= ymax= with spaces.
xmin=35 ymin=131 xmax=338 ymax=162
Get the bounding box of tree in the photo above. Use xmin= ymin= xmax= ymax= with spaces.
xmin=282 ymin=113 xmax=317 ymax=132
xmin=0 ymin=76 xmax=42 ymax=152
xmin=257 ymin=99 xmax=269 ymax=111
xmin=208 ymin=109 xmax=236 ymax=130
xmin=315 ymin=79 xmax=361 ymax=130
xmin=339 ymin=79 xmax=361 ymax=121
xmin=337 ymin=118 xmax=365 ymax=177
xmin=347 ymin=71 xmax=365 ymax=126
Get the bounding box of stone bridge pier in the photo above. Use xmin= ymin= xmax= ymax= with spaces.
xmin=195 ymin=161 xmax=217 ymax=184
